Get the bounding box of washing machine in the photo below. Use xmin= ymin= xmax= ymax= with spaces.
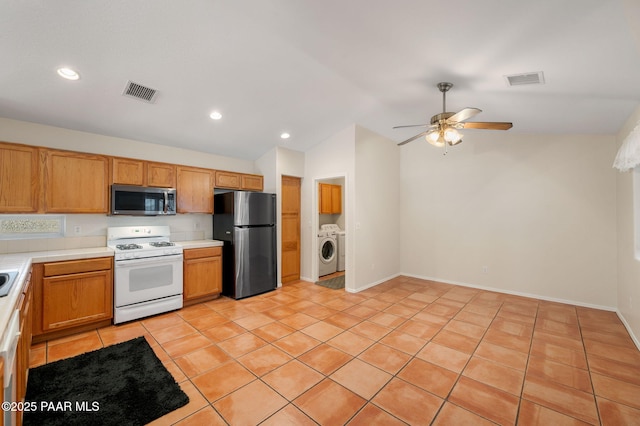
xmin=322 ymin=224 xmax=345 ymax=272
xmin=318 ymin=225 xmax=338 ymax=277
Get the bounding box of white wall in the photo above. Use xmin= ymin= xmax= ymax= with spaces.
xmin=255 ymin=146 xmax=305 ymax=286
xmin=0 ymin=117 xmax=255 ymax=172
xmin=354 ymin=125 xmax=401 ymax=290
xmin=400 ymin=131 xmax=618 ymax=309
xmin=0 ymin=116 xmax=257 ymax=250
xmin=302 ymin=125 xmax=355 ymax=288
xmin=616 ymin=105 xmax=640 ymax=346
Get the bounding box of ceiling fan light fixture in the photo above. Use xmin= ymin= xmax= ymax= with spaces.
xmin=444 ymin=127 xmax=462 ymax=144
xmin=426 ymin=129 xmax=445 ymax=147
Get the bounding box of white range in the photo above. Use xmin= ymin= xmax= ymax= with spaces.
xmin=107 ymin=226 xmax=183 ymax=324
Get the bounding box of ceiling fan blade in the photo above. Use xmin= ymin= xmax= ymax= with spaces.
xmin=397 ymin=131 xmax=428 ymax=146
xmin=392 ymin=124 xmax=429 ymax=129
xmin=447 ymin=107 xmax=482 ymax=123
xmin=462 ymin=121 xmax=513 ymax=130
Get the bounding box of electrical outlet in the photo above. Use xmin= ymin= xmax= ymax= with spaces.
xmin=482 ymin=266 xmax=489 ymax=273
xmin=74 ymin=226 xmax=81 ymax=234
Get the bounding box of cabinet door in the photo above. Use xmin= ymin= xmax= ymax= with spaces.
xmin=42 ymin=269 xmax=113 ymax=331
xmin=331 ymin=184 xmax=342 ymax=214
xmin=147 ymin=162 xmax=176 ymax=188
xmin=111 ymin=157 xmax=145 ymax=186
xmin=16 ymin=277 xmax=32 ymax=407
xmin=215 ymin=171 xmax=240 ymax=189
xmin=43 ymin=149 xmax=109 ymax=213
xmin=176 ymin=166 xmax=214 ymax=213
xmin=0 ymin=142 xmax=40 ymax=213
xmin=319 ymin=183 xmax=332 ymax=214
xmin=184 ymin=254 xmax=221 ymax=300
xmin=241 ymin=174 xmax=264 ymax=191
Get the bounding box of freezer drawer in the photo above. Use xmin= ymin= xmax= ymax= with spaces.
xmin=221 ymin=226 xmax=276 ymax=299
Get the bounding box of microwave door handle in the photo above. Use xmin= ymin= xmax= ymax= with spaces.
xmin=164 ymin=192 xmax=168 ymax=214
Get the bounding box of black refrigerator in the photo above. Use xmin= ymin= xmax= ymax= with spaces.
xmin=213 ymin=191 xmax=277 ymax=299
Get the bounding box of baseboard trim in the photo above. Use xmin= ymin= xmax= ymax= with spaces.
xmin=616 ymin=310 xmax=640 ymax=351
xmin=347 ymin=273 xmax=401 ymax=293
xmin=399 ymin=272 xmax=616 ymax=312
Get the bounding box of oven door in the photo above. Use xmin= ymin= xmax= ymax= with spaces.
xmin=114 ymin=254 xmax=183 ymax=307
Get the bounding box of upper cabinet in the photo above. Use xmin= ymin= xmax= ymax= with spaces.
xmin=215 ymin=170 xmax=264 ymax=191
xmin=215 ymin=170 xmax=240 ymax=188
xmin=0 ymin=142 xmax=40 ymax=213
xmin=42 ymin=149 xmax=109 ymax=213
xmin=0 ymin=141 xmax=263 ymax=214
xmin=147 ymin=162 xmax=176 ymax=188
xmin=111 ymin=158 xmax=176 ymax=188
xmin=241 ymin=174 xmax=264 ymax=191
xmin=319 ymin=183 xmax=342 ymax=214
xmin=177 ymin=166 xmax=214 ymax=213
xmin=111 ymin=157 xmax=145 ymax=186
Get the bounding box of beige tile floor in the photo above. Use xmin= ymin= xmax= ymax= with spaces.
xmin=30 ymin=276 xmax=640 ymax=425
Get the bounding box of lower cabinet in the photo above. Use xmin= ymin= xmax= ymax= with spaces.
xmin=33 ymin=257 xmax=113 ymax=341
xmin=15 ymin=272 xmax=33 ymax=425
xmin=183 ymin=247 xmax=222 ymax=305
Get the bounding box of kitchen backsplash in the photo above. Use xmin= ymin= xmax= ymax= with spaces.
xmin=0 ymin=213 xmax=213 ymax=254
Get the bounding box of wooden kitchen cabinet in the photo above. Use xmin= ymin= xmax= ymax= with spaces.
xmin=0 ymin=142 xmax=40 ymax=213
xmin=176 ymin=166 xmax=214 ymax=213
xmin=183 ymin=246 xmax=222 ymax=305
xmin=147 ymin=162 xmax=176 ymax=187
xmin=241 ymin=174 xmax=264 ymax=191
xmin=42 ymin=149 xmax=109 ymax=213
xmin=215 ymin=170 xmax=264 ymax=191
xmin=319 ymin=183 xmax=342 ymax=214
xmin=111 ymin=157 xmax=145 ymax=186
xmin=111 ymin=157 xmax=176 ymax=188
xmin=32 ymin=257 xmax=113 ymax=341
xmin=111 ymin=158 xmax=176 ymax=188
xmin=215 ymin=170 xmax=240 ymax=189
xmin=16 ymin=272 xmax=33 ymax=423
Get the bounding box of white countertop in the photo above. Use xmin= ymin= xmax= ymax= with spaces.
xmin=0 ymin=239 xmax=222 ymax=347
xmin=0 ymin=247 xmax=115 ymax=347
xmin=179 ymin=239 xmax=224 ymax=249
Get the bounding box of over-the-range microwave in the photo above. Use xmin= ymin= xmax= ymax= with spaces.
xmin=111 ymin=185 xmax=177 ymax=216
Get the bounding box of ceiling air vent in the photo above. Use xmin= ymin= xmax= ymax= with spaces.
xmin=122 ymin=80 xmax=158 ymax=103
xmin=504 ymin=71 xmax=545 ymax=86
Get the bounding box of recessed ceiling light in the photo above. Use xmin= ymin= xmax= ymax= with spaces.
xmin=209 ymin=111 xmax=222 ymax=120
xmin=57 ymin=67 xmax=80 ymax=80
xmin=280 ymin=132 xmax=290 ymax=139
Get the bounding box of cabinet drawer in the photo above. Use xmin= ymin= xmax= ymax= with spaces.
xmin=184 ymin=246 xmax=221 ymax=260
xmin=43 ymin=257 xmax=112 ymax=277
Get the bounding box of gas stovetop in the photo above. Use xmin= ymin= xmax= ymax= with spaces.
xmin=107 ymin=226 xmax=183 ymax=260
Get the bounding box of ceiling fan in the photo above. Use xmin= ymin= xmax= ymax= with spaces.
xmin=394 ymin=82 xmax=512 ymax=152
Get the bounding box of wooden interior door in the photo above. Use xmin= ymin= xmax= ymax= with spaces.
xmin=281 ymin=175 xmax=301 ymax=283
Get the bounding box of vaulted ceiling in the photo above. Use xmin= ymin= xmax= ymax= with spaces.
xmin=1 ymin=0 xmax=639 ymax=160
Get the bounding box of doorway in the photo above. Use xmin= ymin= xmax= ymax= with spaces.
xmin=316 ymin=176 xmax=346 ymax=286
xmin=281 ymin=175 xmax=301 ymax=284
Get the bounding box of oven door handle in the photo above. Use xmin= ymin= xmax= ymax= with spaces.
xmin=115 ymin=253 xmax=183 ymax=267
